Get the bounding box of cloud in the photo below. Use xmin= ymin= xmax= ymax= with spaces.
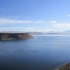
xmin=0 ymin=18 xmax=48 ymax=24
xmin=0 ymin=18 xmax=49 ymax=32
xmin=52 ymin=23 xmax=70 ymax=31
xmin=68 ymin=14 xmax=70 ymax=17
xmin=0 ymin=27 xmax=49 ymax=32
xmin=49 ymin=21 xmax=57 ymax=23
xmin=0 ymin=18 xmax=70 ymax=32
xmin=0 ymin=18 xmax=33 ymax=24
xmin=23 ymin=28 xmax=48 ymax=32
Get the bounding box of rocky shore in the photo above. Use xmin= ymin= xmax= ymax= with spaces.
xmin=56 ymin=63 xmax=70 ymax=70
xmin=0 ymin=33 xmax=32 ymax=40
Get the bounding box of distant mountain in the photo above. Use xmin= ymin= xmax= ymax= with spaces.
xmin=28 ymin=30 xmax=70 ymax=35
xmin=28 ymin=31 xmax=60 ymax=35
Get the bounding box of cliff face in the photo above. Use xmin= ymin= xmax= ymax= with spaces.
xmin=0 ymin=33 xmax=32 ymax=40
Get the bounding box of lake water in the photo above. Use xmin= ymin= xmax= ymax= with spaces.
xmin=0 ymin=36 xmax=70 ymax=70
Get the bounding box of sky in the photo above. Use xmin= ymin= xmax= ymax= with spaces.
xmin=0 ymin=0 xmax=70 ymax=32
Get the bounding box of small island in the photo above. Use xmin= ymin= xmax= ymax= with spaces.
xmin=0 ymin=33 xmax=32 ymax=40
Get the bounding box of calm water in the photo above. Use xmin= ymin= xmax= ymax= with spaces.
xmin=0 ymin=36 xmax=70 ymax=70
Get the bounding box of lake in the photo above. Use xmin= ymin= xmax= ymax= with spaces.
xmin=0 ymin=36 xmax=70 ymax=70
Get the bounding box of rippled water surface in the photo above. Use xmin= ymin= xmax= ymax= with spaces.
xmin=0 ymin=36 xmax=70 ymax=70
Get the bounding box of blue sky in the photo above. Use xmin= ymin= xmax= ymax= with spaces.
xmin=0 ymin=0 xmax=70 ymax=32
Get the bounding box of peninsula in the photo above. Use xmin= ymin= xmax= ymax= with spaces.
xmin=0 ymin=33 xmax=32 ymax=40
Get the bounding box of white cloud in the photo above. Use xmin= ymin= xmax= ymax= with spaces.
xmin=21 ymin=28 xmax=47 ymax=32
xmin=52 ymin=23 xmax=70 ymax=31
xmin=49 ymin=21 xmax=57 ymax=23
xmin=68 ymin=14 xmax=70 ymax=17
xmin=0 ymin=18 xmax=48 ymax=24
xmin=34 ymin=21 xmax=47 ymax=24
xmin=0 ymin=18 xmax=70 ymax=32
xmin=0 ymin=18 xmax=33 ymax=24
xmin=0 ymin=27 xmax=49 ymax=32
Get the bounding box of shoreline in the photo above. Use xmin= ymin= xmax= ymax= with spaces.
xmin=0 ymin=33 xmax=32 ymax=40
xmin=56 ymin=63 xmax=70 ymax=70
